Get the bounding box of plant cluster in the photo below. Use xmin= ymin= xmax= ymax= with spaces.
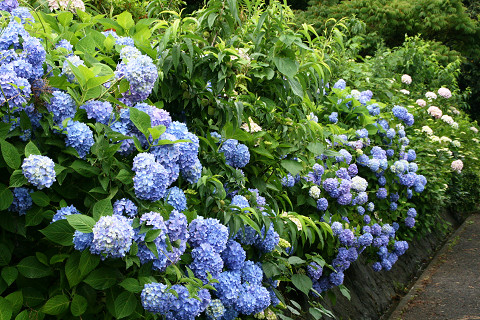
xmin=0 ymin=0 xmax=478 ymax=319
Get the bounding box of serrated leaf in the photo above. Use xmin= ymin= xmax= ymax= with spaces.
xmin=30 ymin=191 xmax=49 ymax=207
xmin=0 ymin=297 xmax=12 ymax=320
xmin=5 ymin=290 xmax=22 ymax=314
xmin=93 ymin=198 xmax=113 ymax=220
xmin=129 ymin=107 xmax=151 ymax=138
xmin=70 ymin=294 xmax=87 ymax=316
xmin=83 ymin=267 xmax=118 ymax=290
xmin=0 ymin=185 xmax=13 ymax=211
xmin=287 ymin=256 xmax=306 ymax=265
xmin=1 ymin=140 xmax=20 ymax=169
xmin=65 ymin=252 xmax=82 ymax=287
xmin=307 ymin=142 xmax=325 ymax=155
xmin=0 ymin=244 xmax=11 ymax=266
xmin=41 ymin=295 xmax=69 ymax=315
xmin=291 ymin=274 xmax=312 ymax=295
xmin=79 ymin=250 xmax=100 ymax=278
xmin=9 ymin=170 xmax=27 ymax=188
xmin=17 ymin=256 xmax=52 ymax=279
xmin=114 ymin=291 xmax=137 ymax=318
xmin=144 ymin=229 xmax=162 ymax=242
xmin=66 ymin=214 xmax=95 ymax=233
xmin=1 ymin=267 xmax=17 ymax=286
xmin=24 ymin=141 xmax=41 ymax=157
xmin=119 ymin=278 xmax=143 ymax=293
xmin=40 ymin=220 xmax=74 ymax=246
xmin=273 ymin=57 xmax=298 ymax=79
xmin=281 ymin=159 xmax=303 ymax=176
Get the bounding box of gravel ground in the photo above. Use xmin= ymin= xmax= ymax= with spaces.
xmin=389 ymin=214 xmax=480 ymax=320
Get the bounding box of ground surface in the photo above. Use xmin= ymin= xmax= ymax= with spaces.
xmin=389 ymin=214 xmax=480 ymax=320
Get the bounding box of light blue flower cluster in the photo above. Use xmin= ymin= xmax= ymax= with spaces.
xmin=392 ymin=105 xmax=414 ymax=126
xmin=221 ymin=240 xmax=246 ymax=271
xmin=22 ymin=155 xmax=56 ymax=189
xmin=8 ymin=187 xmax=33 ymax=215
xmin=80 ymin=100 xmax=113 ymax=124
xmin=190 ymin=243 xmax=224 ymax=283
xmin=51 ymin=205 xmax=80 ymax=223
xmin=206 ymin=299 xmax=226 ymax=320
xmin=55 ymin=39 xmax=73 ymax=55
xmin=113 ymin=198 xmax=138 ymax=218
xmin=141 ymin=283 xmax=211 ymax=319
xmin=135 ymin=211 xmax=169 ymax=270
xmin=64 ymin=120 xmax=94 ymax=159
xmin=132 ymin=153 xmax=169 ymax=201
xmin=219 ymin=139 xmax=250 ymax=168
xmin=0 ymin=0 xmax=18 ymax=12
xmin=90 ymin=215 xmax=134 ymax=259
xmin=11 ymin=7 xmax=34 ymax=24
xmin=164 ymin=186 xmax=187 ymax=212
xmin=47 ymin=90 xmax=76 ymax=125
xmin=189 ymin=217 xmax=229 ymax=253
xmin=115 ymin=46 xmax=158 ymax=106
xmin=328 ymin=112 xmax=338 ymax=123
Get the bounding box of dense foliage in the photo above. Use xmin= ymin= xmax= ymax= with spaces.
xmin=0 ymin=0 xmax=478 ymax=319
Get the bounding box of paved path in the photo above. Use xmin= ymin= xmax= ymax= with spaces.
xmin=389 ymin=214 xmax=480 ymax=320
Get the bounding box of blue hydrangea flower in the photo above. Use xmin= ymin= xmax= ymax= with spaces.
xmin=90 ymin=215 xmax=134 ymax=259
xmin=353 ymin=191 xmax=367 ymax=206
xmin=64 ymin=120 xmax=94 ymax=159
xmin=376 ymin=188 xmax=387 ymax=199
xmin=255 ymin=223 xmax=279 ymax=253
xmin=51 ymin=205 xmax=80 ymax=223
xmin=234 ymin=284 xmax=270 ymax=315
xmin=356 ymin=128 xmax=369 ymax=139
xmin=338 ymin=229 xmax=354 ymax=246
xmin=73 ymin=231 xmax=93 ymax=251
xmin=367 ymin=103 xmax=380 ymax=116
xmin=392 ymin=105 xmax=408 ymax=120
xmin=364 ymin=215 xmax=371 ymax=224
xmin=0 ymin=0 xmax=19 ymax=12
xmin=22 ymin=155 xmax=56 ymax=189
xmin=405 ymin=217 xmax=415 ymax=228
xmin=219 ymin=139 xmax=250 ymax=168
xmin=141 ymin=282 xmax=172 ymax=314
xmin=333 ymin=79 xmax=346 ymax=90
xmin=358 ymin=233 xmax=373 ymax=246
xmin=55 ymin=39 xmax=73 ymax=55
xmin=8 ymin=187 xmax=33 ymax=215
xmin=329 ymin=271 xmax=344 ymax=286
xmin=11 ymin=7 xmax=34 ymax=25
xmin=132 ymin=153 xmax=169 ymax=201
xmin=80 ymin=100 xmax=113 ymax=124
xmin=190 ymin=243 xmax=224 ymax=283
xmin=241 ymin=260 xmax=263 ymax=285
xmin=189 ymin=217 xmax=229 ymax=253
xmin=113 ymin=198 xmax=137 ymax=218
xmin=134 ymin=103 xmax=172 ymax=128
xmin=221 ymin=240 xmax=246 ymax=271
xmin=164 ymin=186 xmax=187 ymax=212
xmin=328 ymin=112 xmax=338 ymax=123
xmin=214 ymin=271 xmax=242 ymax=307
xmin=348 ymin=164 xmax=358 ymax=177
xmin=47 ymin=90 xmax=76 ymax=124
xmin=206 ymin=299 xmax=226 ymax=320
xmin=0 ymin=64 xmax=31 ymax=108
xmin=307 ymin=262 xmax=323 ymax=281
xmin=317 ymin=197 xmax=328 ymax=211
xmin=323 ymin=178 xmax=338 ymax=192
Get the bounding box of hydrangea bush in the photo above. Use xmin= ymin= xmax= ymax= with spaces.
xmin=0 ymin=1 xmax=479 ymax=319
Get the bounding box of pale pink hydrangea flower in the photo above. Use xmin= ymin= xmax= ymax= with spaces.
xmin=48 ymin=0 xmax=85 ymax=12
xmin=450 ymin=107 xmax=460 ymax=115
xmin=427 ymin=106 xmax=442 ymax=119
xmin=399 ymin=89 xmax=410 ymax=95
xmin=416 ymin=99 xmax=427 ymax=107
xmin=401 ymin=74 xmax=412 ymax=85
xmin=425 ymin=91 xmax=437 ymax=100
xmin=470 ymin=127 xmax=479 ymax=134
xmin=422 ymin=126 xmax=433 ymax=135
xmin=451 ymin=160 xmax=463 ymax=173
xmin=240 ymin=117 xmax=262 ymax=133
xmin=438 ymin=87 xmax=452 ymax=99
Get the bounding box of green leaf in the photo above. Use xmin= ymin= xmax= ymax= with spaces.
xmin=70 ymin=295 xmax=87 ymax=316
xmin=273 ymin=57 xmax=298 ymax=79
xmin=83 ymin=267 xmax=118 ymax=290
xmin=9 ymin=170 xmax=26 ymax=188
xmin=66 ymin=214 xmax=95 ymax=233
xmin=1 ymin=267 xmax=17 ymax=286
xmin=93 ymin=198 xmax=113 ymax=220
xmin=0 ymin=123 xmax=11 ymax=140
xmin=25 ymin=207 xmax=47 ymax=227
xmin=291 ymin=274 xmax=312 ymax=295
xmin=0 ymin=185 xmax=13 ymax=211
xmin=41 ymin=295 xmax=69 ymax=315
xmin=86 ymin=74 xmax=113 ymax=90
xmin=70 ymin=160 xmax=101 ymax=177
xmin=57 ymin=11 xmax=73 ymax=27
xmin=339 ymin=285 xmax=351 ymax=300
xmin=30 ymin=191 xmax=50 ymax=207
xmin=117 ymin=11 xmax=134 ymax=30
xmin=114 ymin=291 xmax=137 ymax=318
xmin=17 ymin=256 xmax=52 ymax=279
xmin=40 ymin=219 xmax=74 ymax=246
xmin=281 ymin=159 xmax=303 ymax=176
xmin=287 ymin=256 xmax=306 ymax=265
xmin=307 ymin=142 xmax=325 ymax=155
xmin=65 ymin=252 xmax=82 ymax=287
xmin=129 ymin=107 xmax=151 ymax=138
xmin=5 ymin=291 xmax=22 ymax=314
xmin=148 ymin=125 xmax=166 ymax=141
xmin=79 ymin=250 xmax=100 ymax=277
xmin=0 ymin=297 xmax=12 ymax=320
xmin=115 ymin=169 xmax=133 ymax=184
xmin=24 ymin=141 xmax=41 ymax=157
xmin=144 ymin=229 xmax=162 ymax=242
xmin=0 ymin=244 xmax=11 ymax=266
xmin=119 ymin=278 xmax=143 ymax=293
xmin=1 ymin=140 xmax=20 ymax=169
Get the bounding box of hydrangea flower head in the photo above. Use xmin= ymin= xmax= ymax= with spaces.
xmin=328 ymin=112 xmax=338 ymax=123
xmin=51 ymin=205 xmax=80 ymax=223
xmin=333 ymin=79 xmax=346 ymax=90
xmin=90 ymin=215 xmax=134 ymax=259
xmin=219 ymin=139 xmax=250 ymax=168
xmin=113 ymin=198 xmax=137 ymax=218
xmin=188 ymin=217 xmax=229 ymax=253
xmin=47 ymin=90 xmax=76 ymax=124
xmin=73 ymin=231 xmax=93 ymax=251
xmin=451 ymin=159 xmax=463 ymax=173
xmin=9 ymin=187 xmax=33 ymax=215
xmin=401 ymin=74 xmax=412 ymax=84
xmin=64 ymin=120 xmax=94 ymax=158
xmin=22 ymin=155 xmax=56 ymax=189
xmin=317 ymin=197 xmax=328 ymax=211
xmin=438 ymin=87 xmax=452 ymax=99
xmin=132 ymin=153 xmax=169 ymax=201
xmin=80 ymin=100 xmax=113 ymax=124
xmin=164 ymin=186 xmax=187 ymax=212
xmin=221 ymin=240 xmax=246 ymax=271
